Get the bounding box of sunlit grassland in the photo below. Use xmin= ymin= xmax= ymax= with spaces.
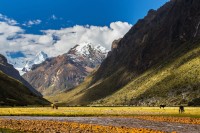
xmin=94 ymin=44 xmax=200 ymax=106
xmin=0 ymin=107 xmax=199 ymax=118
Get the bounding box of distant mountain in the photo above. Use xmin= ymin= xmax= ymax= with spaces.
xmin=48 ymin=0 xmax=200 ymax=106
xmin=23 ymin=51 xmax=48 ymax=72
xmin=23 ymin=42 xmax=108 ymax=96
xmin=6 ymin=51 xmax=48 ymax=75
xmin=0 ymin=54 xmax=49 ymax=106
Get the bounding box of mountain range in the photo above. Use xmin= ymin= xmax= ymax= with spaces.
xmin=47 ymin=0 xmax=200 ymax=106
xmin=2 ymin=0 xmax=200 ymax=107
xmin=23 ymin=42 xmax=108 ymax=96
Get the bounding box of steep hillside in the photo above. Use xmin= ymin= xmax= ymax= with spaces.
xmin=0 ymin=54 xmax=42 ymax=97
xmin=46 ymin=73 xmax=93 ymax=105
xmin=23 ymin=42 xmax=108 ymax=96
xmin=94 ymin=43 xmax=200 ymax=106
xmin=0 ymin=71 xmax=49 ymax=106
xmin=47 ymin=0 xmax=200 ymax=106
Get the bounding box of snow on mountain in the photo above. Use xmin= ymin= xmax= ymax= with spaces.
xmin=4 ymin=42 xmax=107 ymax=76
xmin=74 ymin=42 xmax=108 ymax=56
xmin=68 ymin=42 xmax=109 ymax=68
xmin=23 ymin=51 xmax=48 ymax=72
xmin=23 ymin=42 xmax=109 ymax=96
xmin=5 ymin=51 xmax=48 ymax=75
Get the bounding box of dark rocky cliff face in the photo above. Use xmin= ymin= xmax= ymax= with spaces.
xmin=0 ymin=54 xmax=42 ymax=97
xmin=93 ymin=0 xmax=200 ymax=83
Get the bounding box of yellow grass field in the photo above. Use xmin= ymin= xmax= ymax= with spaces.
xmin=0 ymin=107 xmax=200 ymax=118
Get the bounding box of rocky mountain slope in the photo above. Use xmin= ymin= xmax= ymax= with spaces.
xmin=23 ymin=42 xmax=108 ymax=96
xmin=47 ymin=0 xmax=200 ymax=106
xmin=0 ymin=55 xmax=49 ymax=106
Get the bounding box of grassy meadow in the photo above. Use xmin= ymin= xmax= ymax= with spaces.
xmin=0 ymin=107 xmax=200 ymax=118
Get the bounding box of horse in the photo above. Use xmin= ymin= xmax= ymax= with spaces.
xmin=179 ymin=106 xmax=184 ymax=113
xmin=160 ymin=105 xmax=166 ymax=109
xmin=51 ymin=104 xmax=58 ymax=109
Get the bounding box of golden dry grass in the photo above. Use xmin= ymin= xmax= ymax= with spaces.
xmin=0 ymin=107 xmax=199 ymax=118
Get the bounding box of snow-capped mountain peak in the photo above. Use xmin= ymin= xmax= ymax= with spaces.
xmin=24 ymin=51 xmax=48 ymax=72
xmin=34 ymin=51 xmax=48 ymax=64
xmin=23 ymin=43 xmax=109 ymax=96
xmin=94 ymin=44 xmax=108 ymax=54
xmin=5 ymin=43 xmax=107 ymax=75
xmin=67 ymin=42 xmax=108 ymax=69
xmin=72 ymin=42 xmax=108 ymax=56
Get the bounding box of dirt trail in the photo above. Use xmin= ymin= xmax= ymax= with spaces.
xmin=0 ymin=116 xmax=199 ymax=133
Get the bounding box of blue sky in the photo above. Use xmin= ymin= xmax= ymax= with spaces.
xmin=0 ymin=0 xmax=168 ymax=34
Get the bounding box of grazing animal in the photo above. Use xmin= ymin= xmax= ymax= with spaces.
xmin=51 ymin=104 xmax=58 ymax=109
xmin=160 ymin=105 xmax=166 ymax=109
xmin=179 ymin=106 xmax=185 ymax=113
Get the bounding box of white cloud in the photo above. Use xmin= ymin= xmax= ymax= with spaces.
xmin=42 ymin=21 xmax=132 ymax=56
xmin=0 ymin=14 xmax=18 ymax=25
xmin=0 ymin=15 xmax=132 ymax=59
xmin=0 ymin=22 xmax=23 ymax=50
xmin=23 ymin=19 xmax=42 ymax=27
xmin=38 ymin=35 xmax=54 ymax=45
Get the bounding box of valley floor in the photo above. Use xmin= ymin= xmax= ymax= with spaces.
xmin=0 ymin=107 xmax=199 ymax=133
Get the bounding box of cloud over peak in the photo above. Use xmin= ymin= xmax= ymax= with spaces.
xmin=0 ymin=14 xmax=132 ymax=59
xmin=43 ymin=21 xmax=132 ymax=56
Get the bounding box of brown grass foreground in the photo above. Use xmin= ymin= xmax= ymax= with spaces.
xmin=0 ymin=119 xmax=168 ymax=133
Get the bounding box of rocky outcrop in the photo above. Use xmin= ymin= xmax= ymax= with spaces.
xmin=111 ymin=38 xmax=121 ymax=51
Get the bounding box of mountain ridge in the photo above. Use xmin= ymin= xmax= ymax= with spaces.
xmin=23 ymin=42 xmax=108 ymax=96
xmin=46 ymin=0 xmax=200 ymax=106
